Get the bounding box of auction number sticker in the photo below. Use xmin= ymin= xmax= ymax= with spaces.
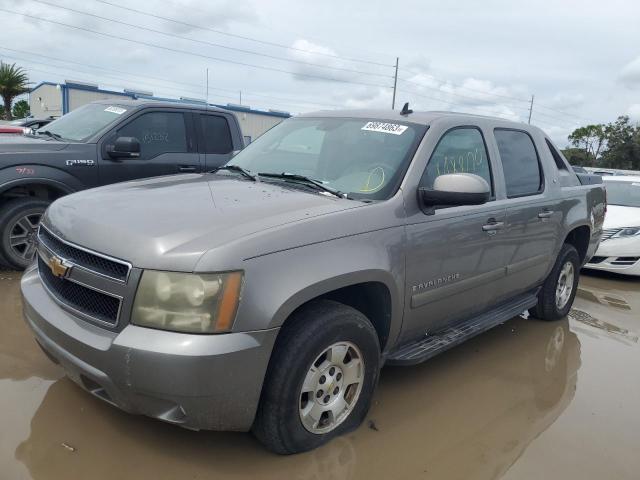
xmin=361 ymin=121 xmax=408 ymax=135
xmin=104 ymin=106 xmax=127 ymax=115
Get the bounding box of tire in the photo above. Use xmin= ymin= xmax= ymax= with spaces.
xmin=529 ymin=244 xmax=580 ymax=321
xmin=0 ymin=198 xmax=50 ymax=270
xmin=252 ymin=300 xmax=381 ymax=454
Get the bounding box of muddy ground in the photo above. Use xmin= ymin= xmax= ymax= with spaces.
xmin=1 ymin=269 xmax=639 ymax=480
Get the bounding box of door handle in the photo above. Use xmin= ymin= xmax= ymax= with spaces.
xmin=538 ymin=210 xmax=554 ymax=219
xmin=482 ymin=220 xmax=505 ymax=232
xmin=178 ymin=165 xmax=197 ymax=172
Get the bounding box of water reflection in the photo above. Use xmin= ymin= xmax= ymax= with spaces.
xmin=572 ymin=272 xmax=640 ymax=344
xmin=15 ymin=318 xmax=579 ymax=480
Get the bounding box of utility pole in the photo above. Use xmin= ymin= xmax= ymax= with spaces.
xmin=528 ymin=94 xmax=534 ymax=124
xmin=239 ymin=90 xmax=242 ymax=105
xmin=205 ymin=68 xmax=209 ymax=104
xmin=392 ymin=57 xmax=399 ymax=110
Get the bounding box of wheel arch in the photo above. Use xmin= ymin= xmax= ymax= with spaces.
xmin=270 ymin=270 xmax=399 ymax=352
xmin=563 ymin=224 xmax=591 ymax=265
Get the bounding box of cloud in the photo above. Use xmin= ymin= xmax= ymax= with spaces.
xmin=627 ymin=104 xmax=640 ymax=121
xmin=157 ymin=0 xmax=257 ymax=34
xmin=547 ymin=92 xmax=585 ymax=109
xmin=619 ymin=56 xmax=640 ymax=87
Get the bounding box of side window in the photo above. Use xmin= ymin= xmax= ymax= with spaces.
xmin=200 ymin=115 xmax=233 ymax=154
xmin=117 ymin=111 xmax=187 ymax=160
xmin=545 ymin=139 xmax=568 ymax=170
xmin=494 ymin=129 xmax=542 ymax=197
xmin=421 ymin=127 xmax=493 ymax=195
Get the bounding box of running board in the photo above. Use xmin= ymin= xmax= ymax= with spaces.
xmin=386 ymin=292 xmax=538 ymax=366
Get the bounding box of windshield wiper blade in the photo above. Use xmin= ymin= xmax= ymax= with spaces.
xmin=37 ymin=130 xmax=63 ymax=141
xmin=258 ymin=172 xmax=347 ymax=199
xmin=209 ymin=165 xmax=256 ymax=181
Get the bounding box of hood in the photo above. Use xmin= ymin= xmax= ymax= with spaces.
xmin=0 ymin=134 xmax=69 ymax=153
xmin=43 ymin=174 xmax=365 ymax=271
xmin=603 ymin=205 xmax=640 ymax=229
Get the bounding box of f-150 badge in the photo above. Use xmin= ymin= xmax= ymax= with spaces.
xmin=66 ymin=159 xmax=95 ymax=166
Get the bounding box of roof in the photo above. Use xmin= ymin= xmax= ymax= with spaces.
xmin=298 ymin=108 xmax=538 ymax=129
xmin=29 ymin=81 xmax=291 ymax=119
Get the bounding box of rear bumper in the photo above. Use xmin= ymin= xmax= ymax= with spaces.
xmin=21 ymin=266 xmax=278 ymax=431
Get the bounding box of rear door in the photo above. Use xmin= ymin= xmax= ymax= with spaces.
xmin=98 ymin=108 xmax=200 ymax=184
xmin=195 ymin=113 xmax=237 ymax=170
xmin=402 ymin=126 xmax=508 ymax=342
xmin=494 ymin=129 xmax=561 ymax=295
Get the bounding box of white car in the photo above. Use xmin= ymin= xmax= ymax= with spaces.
xmin=585 ymin=175 xmax=640 ymax=276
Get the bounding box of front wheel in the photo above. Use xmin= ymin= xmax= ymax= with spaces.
xmin=0 ymin=198 xmax=50 ymax=270
xmin=529 ymin=244 xmax=580 ymax=321
xmin=252 ymin=300 xmax=380 ymax=454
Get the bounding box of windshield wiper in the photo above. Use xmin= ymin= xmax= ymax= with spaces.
xmin=258 ymin=172 xmax=347 ymax=199
xmin=209 ymin=165 xmax=256 ymax=181
xmin=36 ymin=130 xmax=63 ymax=141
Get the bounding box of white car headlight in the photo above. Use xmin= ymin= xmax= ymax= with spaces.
xmin=132 ymin=270 xmax=243 ymax=333
xmin=613 ymin=227 xmax=640 ymax=238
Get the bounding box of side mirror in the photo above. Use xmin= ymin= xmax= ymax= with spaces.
xmin=418 ymin=173 xmax=490 ymax=209
xmin=107 ymin=136 xmax=141 ymax=159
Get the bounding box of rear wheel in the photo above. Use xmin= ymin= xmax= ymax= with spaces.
xmin=0 ymin=198 xmax=49 ymax=270
xmin=530 ymin=244 xmax=580 ymax=321
xmin=252 ymin=300 xmax=380 ymax=454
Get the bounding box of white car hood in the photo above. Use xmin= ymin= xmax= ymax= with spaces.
xmin=604 ymin=205 xmax=640 ymax=229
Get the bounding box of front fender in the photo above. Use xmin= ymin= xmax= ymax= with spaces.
xmin=233 ymin=227 xmax=406 ymax=350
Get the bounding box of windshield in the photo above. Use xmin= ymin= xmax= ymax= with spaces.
xmin=36 ymin=103 xmax=128 ymax=142
xmin=227 ymin=117 xmax=426 ymax=200
xmin=605 ymin=180 xmax=640 ymax=208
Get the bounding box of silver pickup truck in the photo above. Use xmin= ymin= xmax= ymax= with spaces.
xmin=21 ymin=109 xmax=605 ymax=454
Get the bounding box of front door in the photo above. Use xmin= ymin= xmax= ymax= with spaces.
xmin=98 ymin=109 xmax=200 ymax=184
xmin=402 ymin=127 xmax=507 ymax=343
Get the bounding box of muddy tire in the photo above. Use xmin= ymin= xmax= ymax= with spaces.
xmin=0 ymin=198 xmax=49 ymax=270
xmin=530 ymin=244 xmax=580 ymax=321
xmin=252 ymin=300 xmax=380 ymax=454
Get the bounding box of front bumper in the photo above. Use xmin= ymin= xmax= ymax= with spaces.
xmin=21 ymin=266 xmax=278 ymax=431
xmin=583 ymin=237 xmax=640 ymax=276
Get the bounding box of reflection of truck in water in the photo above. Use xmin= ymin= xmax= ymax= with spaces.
xmin=14 ymin=319 xmax=579 ymax=480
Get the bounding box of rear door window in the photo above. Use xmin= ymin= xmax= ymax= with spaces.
xmin=200 ymin=114 xmax=233 ymax=154
xmin=494 ymin=129 xmax=542 ymax=197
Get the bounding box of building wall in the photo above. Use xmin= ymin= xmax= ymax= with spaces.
xmin=68 ymin=89 xmax=130 ymax=111
xmin=233 ymin=110 xmax=285 ymax=142
xmin=29 ymin=84 xmax=63 ymax=118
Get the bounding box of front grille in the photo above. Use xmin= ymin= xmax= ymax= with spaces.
xmin=601 ymin=228 xmax=622 ymax=242
xmin=38 ymin=227 xmax=130 ymax=281
xmin=38 ymin=256 xmax=121 ymax=325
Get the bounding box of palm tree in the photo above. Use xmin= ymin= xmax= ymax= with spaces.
xmin=0 ymin=62 xmax=29 ymax=120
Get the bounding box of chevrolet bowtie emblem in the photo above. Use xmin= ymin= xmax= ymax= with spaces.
xmin=48 ymin=256 xmax=71 ymax=278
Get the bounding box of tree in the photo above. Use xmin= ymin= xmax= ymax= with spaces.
xmin=600 ymin=116 xmax=640 ymax=170
xmin=568 ymin=124 xmax=607 ymax=161
xmin=0 ymin=62 xmax=29 ymax=120
xmin=561 ymin=147 xmax=596 ymax=167
xmin=11 ymin=99 xmax=29 ymax=119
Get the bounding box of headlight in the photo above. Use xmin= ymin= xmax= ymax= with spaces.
xmin=132 ymin=271 xmax=243 ymax=333
xmin=613 ymin=227 xmax=640 ymax=238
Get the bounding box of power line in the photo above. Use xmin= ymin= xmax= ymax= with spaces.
xmin=0 ymin=47 xmax=347 ymax=111
xmin=397 ymin=77 xmax=531 ymax=114
xmin=399 ymin=74 xmax=530 ymax=103
xmin=31 ymin=0 xmax=394 ymax=80
xmin=90 ymin=0 xmax=395 ymax=68
xmin=0 ymin=8 xmax=394 ymax=90
xmin=4 ymin=53 xmax=344 ymax=113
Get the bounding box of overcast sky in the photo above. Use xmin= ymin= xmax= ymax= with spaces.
xmin=1 ymin=0 xmax=639 ymax=146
